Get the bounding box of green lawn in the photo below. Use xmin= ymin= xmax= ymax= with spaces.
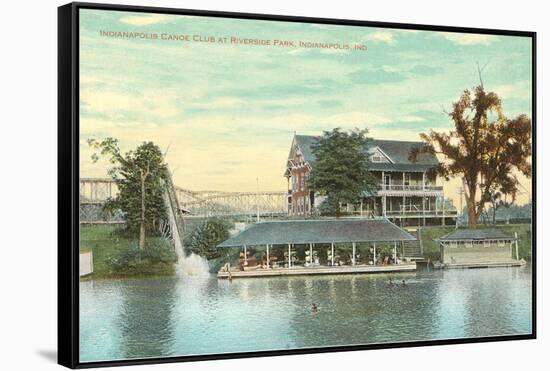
xmin=80 ymin=224 xmax=176 ymax=280
xmin=419 ymin=224 xmax=532 ymax=262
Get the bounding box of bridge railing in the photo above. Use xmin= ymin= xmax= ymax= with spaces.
xmin=79 ymin=178 xmax=287 ymax=219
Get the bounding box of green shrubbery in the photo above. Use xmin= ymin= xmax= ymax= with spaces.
xmin=186 ymin=218 xmax=231 ymax=260
xmin=109 ymin=239 xmax=177 ymax=276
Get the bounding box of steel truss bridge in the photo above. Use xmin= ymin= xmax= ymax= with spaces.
xmin=79 ymin=178 xmax=288 ymax=222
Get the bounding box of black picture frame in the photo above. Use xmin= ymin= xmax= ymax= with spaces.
xmin=58 ymin=2 xmax=537 ymax=368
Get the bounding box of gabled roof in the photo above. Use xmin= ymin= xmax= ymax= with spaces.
xmin=288 ymin=135 xmax=438 ymax=173
xmin=439 ymin=229 xmax=514 ymax=241
xmin=218 ymin=218 xmax=416 ymax=247
xmin=369 ymin=139 xmax=438 ymax=166
xmin=293 ymin=135 xmax=319 ymax=164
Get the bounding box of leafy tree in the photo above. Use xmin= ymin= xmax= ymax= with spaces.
xmin=308 ymin=128 xmax=379 ymax=216
xmin=88 ymin=138 xmax=168 ymax=249
xmin=187 ymin=218 xmax=231 ymax=259
xmin=411 ymin=85 xmax=531 ymax=228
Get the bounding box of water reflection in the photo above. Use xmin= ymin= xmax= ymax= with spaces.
xmin=117 ymin=278 xmax=177 ymax=359
xmin=80 ymin=266 xmax=532 ymax=363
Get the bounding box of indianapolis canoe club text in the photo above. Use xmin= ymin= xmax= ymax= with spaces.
xmin=99 ymin=30 xmax=368 ymax=51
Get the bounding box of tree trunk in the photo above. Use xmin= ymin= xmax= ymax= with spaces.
xmin=467 ymin=197 xmax=478 ymax=228
xmin=139 ymin=173 xmax=146 ymax=249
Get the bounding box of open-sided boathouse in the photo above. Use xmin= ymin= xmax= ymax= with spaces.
xmin=217 ymin=218 xmax=418 ymax=278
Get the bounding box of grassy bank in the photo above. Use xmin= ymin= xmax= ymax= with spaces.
xmin=419 ymin=224 xmax=532 ymax=262
xmin=80 ymin=224 xmax=176 ymax=280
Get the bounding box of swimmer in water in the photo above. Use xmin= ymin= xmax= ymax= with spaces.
xmin=311 ymin=303 xmax=319 ymax=313
xmin=402 ymin=279 xmax=407 ymax=287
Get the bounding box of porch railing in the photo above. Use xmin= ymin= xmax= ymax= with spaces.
xmin=379 ymin=184 xmax=443 ymax=191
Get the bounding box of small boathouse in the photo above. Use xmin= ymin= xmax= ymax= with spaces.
xmin=437 ymin=228 xmax=525 ymax=268
xmin=217 ymin=218 xmax=418 ymax=278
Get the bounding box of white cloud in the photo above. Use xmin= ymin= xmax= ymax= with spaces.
xmin=81 ymin=89 xmax=179 ymax=119
xmin=398 ymin=115 xmax=425 ymax=123
xmin=492 ymin=80 xmax=532 ymax=100
xmin=119 ymin=14 xmax=175 ymax=26
xmin=365 ymin=31 xmax=394 ymax=44
xmin=439 ymin=33 xmax=496 ymax=45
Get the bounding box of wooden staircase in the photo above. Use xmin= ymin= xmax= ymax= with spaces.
xmin=402 ymin=230 xmax=424 ymax=260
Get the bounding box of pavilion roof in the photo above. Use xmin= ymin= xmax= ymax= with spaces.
xmin=218 ymin=218 xmax=416 ymax=247
xmin=438 ymin=228 xmax=514 ymax=241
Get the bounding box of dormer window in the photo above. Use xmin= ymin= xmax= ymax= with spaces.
xmin=371 ymin=154 xmax=384 ymax=162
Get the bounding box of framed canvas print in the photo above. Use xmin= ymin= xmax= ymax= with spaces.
xmin=58 ymin=2 xmax=536 ymax=368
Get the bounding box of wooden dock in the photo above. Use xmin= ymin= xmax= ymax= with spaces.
xmin=217 ymin=263 xmax=417 ymax=279
xmin=444 ymin=259 xmax=526 ymax=269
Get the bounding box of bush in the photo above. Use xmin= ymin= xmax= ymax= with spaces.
xmin=187 ymin=218 xmax=231 ymax=260
xmin=109 ymin=239 xmax=177 ymax=276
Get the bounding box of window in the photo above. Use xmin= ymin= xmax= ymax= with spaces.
xmin=300 ymin=175 xmax=305 ymax=191
xmin=372 ymin=154 xmax=383 ymax=162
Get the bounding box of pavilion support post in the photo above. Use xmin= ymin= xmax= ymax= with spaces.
xmin=288 ymin=243 xmax=292 ymax=268
xmin=310 ymin=243 xmax=313 ymax=267
xmin=244 ymin=245 xmax=248 ymax=266
xmin=373 ymin=242 xmax=377 ymax=265
xmin=352 ymin=242 xmax=356 ymax=266
xmin=331 ymin=242 xmax=335 ymax=266
xmin=266 ymin=244 xmax=269 ymax=268
xmin=394 ymin=241 xmax=397 ymax=264
xmin=515 ymin=232 xmax=519 ymax=260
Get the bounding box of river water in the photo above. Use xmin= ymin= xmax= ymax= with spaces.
xmin=80 ymin=265 xmax=532 ymax=362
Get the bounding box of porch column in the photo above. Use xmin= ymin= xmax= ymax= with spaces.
xmin=331 ymin=242 xmax=335 ymax=266
xmin=288 ymin=243 xmax=292 ymax=268
xmin=266 ymin=244 xmax=269 ymax=268
xmin=373 ymin=242 xmax=377 ymax=265
xmin=310 ymin=243 xmax=313 ymax=266
xmin=422 ymin=171 xmax=426 ymax=190
xmin=352 ymin=242 xmax=356 ymax=266
xmin=442 ymin=197 xmax=446 ymax=226
xmin=382 ymin=195 xmax=387 ymax=218
xmin=394 ymin=241 xmax=397 ymax=264
xmin=360 ymin=200 xmax=363 ymax=217
xmin=244 ymin=245 xmax=248 ymax=266
xmin=422 ymin=196 xmax=426 ymax=226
